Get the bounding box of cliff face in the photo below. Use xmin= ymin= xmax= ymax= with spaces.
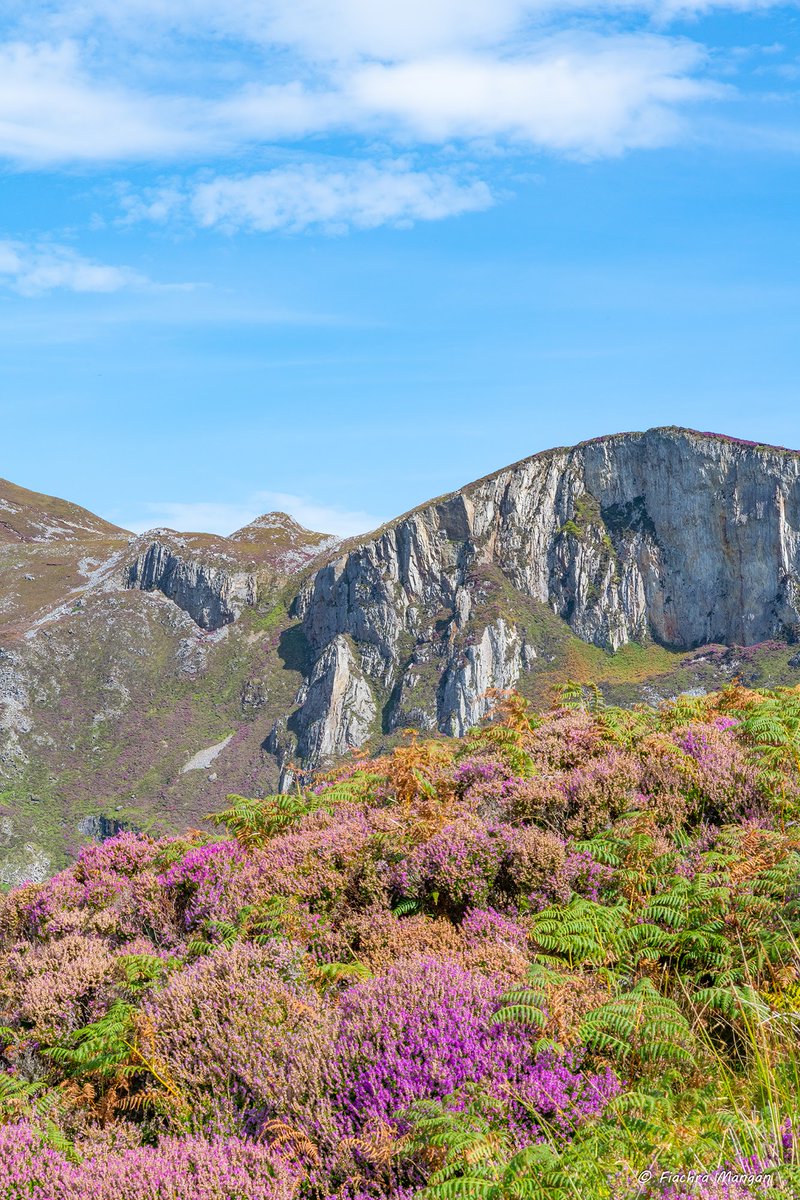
xmin=288 ymin=429 xmax=800 ymax=756
xmin=125 ymin=537 xmax=258 ymax=630
xmin=124 ymin=516 xmax=340 ymax=630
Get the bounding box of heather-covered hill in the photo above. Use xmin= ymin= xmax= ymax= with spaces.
xmin=0 ymin=686 xmax=797 ymax=1198
xmin=7 ymin=427 xmax=800 ymax=885
xmin=0 ymin=493 xmax=339 ymax=884
xmin=0 ymin=477 xmax=130 ymax=637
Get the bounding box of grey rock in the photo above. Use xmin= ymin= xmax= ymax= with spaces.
xmin=126 ymin=539 xmax=256 ymax=630
xmin=439 ymin=618 xmax=523 ymax=735
xmin=289 ymin=428 xmax=800 ymax=766
xmin=77 ymin=815 xmax=132 ymax=841
xmin=294 ymin=634 xmax=377 ymax=763
xmin=0 ymin=843 xmax=51 ymax=887
xmin=241 ymin=680 xmax=269 ymax=711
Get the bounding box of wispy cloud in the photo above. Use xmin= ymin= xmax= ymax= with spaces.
xmin=123 ymin=161 xmax=494 ymax=233
xmin=6 ymin=1 xmax=787 ymax=61
xmin=0 ymin=41 xmax=200 ymax=165
xmin=0 ymin=0 xmax=782 ymax=256
xmin=0 ymin=239 xmax=147 ymax=295
xmin=120 ymin=492 xmax=384 ymax=538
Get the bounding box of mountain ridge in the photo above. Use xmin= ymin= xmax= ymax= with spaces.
xmin=4 ymin=425 xmax=800 ymax=882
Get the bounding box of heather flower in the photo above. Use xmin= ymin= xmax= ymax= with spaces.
xmin=559 ymin=749 xmax=641 ymax=837
xmin=145 ymin=942 xmax=335 ymax=1138
xmin=389 ymin=819 xmax=511 ymax=913
xmin=460 ymin=907 xmax=528 ymax=953
xmin=561 ymin=848 xmax=614 ymax=902
xmin=453 ymin=757 xmax=513 ymax=790
xmin=675 ymin=724 xmax=762 ymax=822
xmin=781 ymin=1117 xmax=794 ymax=1162
xmin=319 ymin=907 xmax=464 ymax=975
xmin=15 ymin=833 xmax=179 ymax=945
xmin=502 ymin=826 xmax=568 ymax=901
xmin=3 ymin=933 xmax=118 ymax=1039
xmin=458 ymin=906 xmax=530 ymax=979
xmin=0 ymin=1121 xmax=301 ymax=1199
xmin=325 ymin=956 xmax=618 ymax=1146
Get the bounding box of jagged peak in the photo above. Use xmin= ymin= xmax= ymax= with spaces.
xmin=228 ymin=511 xmax=340 ymax=573
xmin=130 ymin=527 xmax=181 ymax=540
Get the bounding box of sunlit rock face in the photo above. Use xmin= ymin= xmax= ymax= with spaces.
xmin=291 ymin=428 xmax=800 ymax=762
xmin=126 ymin=538 xmax=257 ymax=630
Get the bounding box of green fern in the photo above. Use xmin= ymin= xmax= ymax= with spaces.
xmin=46 ymin=1000 xmax=138 ymax=1077
xmin=407 ymin=1100 xmax=572 ymax=1200
xmin=529 ymin=897 xmax=627 ymax=968
xmin=0 ymin=1079 xmax=79 ymax=1160
xmin=0 ymin=1071 xmax=48 ymax=1120
xmin=459 ymin=727 xmax=534 ymax=777
xmin=187 ymin=918 xmax=241 ymax=957
xmin=494 ymin=963 xmax=564 ymax=1031
xmin=312 ymin=960 xmax=371 ymax=994
xmin=579 ymin=978 xmax=695 ymax=1070
xmin=116 ymin=953 xmax=175 ymax=992
xmin=206 ymin=790 xmax=334 ymax=848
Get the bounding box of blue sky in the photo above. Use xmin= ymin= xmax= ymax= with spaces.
xmin=1 ymin=1 xmax=800 ymax=536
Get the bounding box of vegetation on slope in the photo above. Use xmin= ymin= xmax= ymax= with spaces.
xmin=0 ymin=684 xmax=798 ymax=1198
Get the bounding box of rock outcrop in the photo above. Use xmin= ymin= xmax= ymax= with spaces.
xmin=294 ymin=635 xmax=377 ymax=761
xmin=439 ymin=617 xmax=535 ymax=736
xmin=288 ymin=428 xmax=800 ymax=763
xmin=125 ymin=537 xmax=257 ymax=630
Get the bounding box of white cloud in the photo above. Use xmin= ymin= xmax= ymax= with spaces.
xmin=0 ymin=0 xmax=771 ymax=245
xmin=2 ymin=1 xmax=548 ymax=61
xmin=254 ymin=0 xmax=536 ymax=61
xmin=209 ymin=35 xmax=717 ymax=158
xmin=6 ymin=1 xmax=785 ymax=62
xmin=124 ymin=502 xmax=264 ymax=537
xmin=122 ymin=493 xmax=384 ymax=538
xmin=0 ymin=239 xmax=146 ymax=295
xmin=347 ymin=37 xmax=716 ymax=155
xmin=127 ymin=162 xmax=493 ymax=233
xmin=0 ymin=13 xmax=725 ymax=168
xmin=193 ymin=165 xmax=493 ymax=232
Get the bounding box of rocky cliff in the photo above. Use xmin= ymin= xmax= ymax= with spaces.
xmin=126 ymin=536 xmax=258 ymax=630
xmin=4 ymin=428 xmax=800 ymax=879
xmin=286 ymin=428 xmax=800 ymax=756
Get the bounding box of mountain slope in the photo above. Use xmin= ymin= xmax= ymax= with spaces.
xmin=0 ymin=477 xmax=129 ymax=545
xmin=0 ymin=478 xmax=131 ymax=638
xmin=3 ymin=427 xmax=800 ymax=882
